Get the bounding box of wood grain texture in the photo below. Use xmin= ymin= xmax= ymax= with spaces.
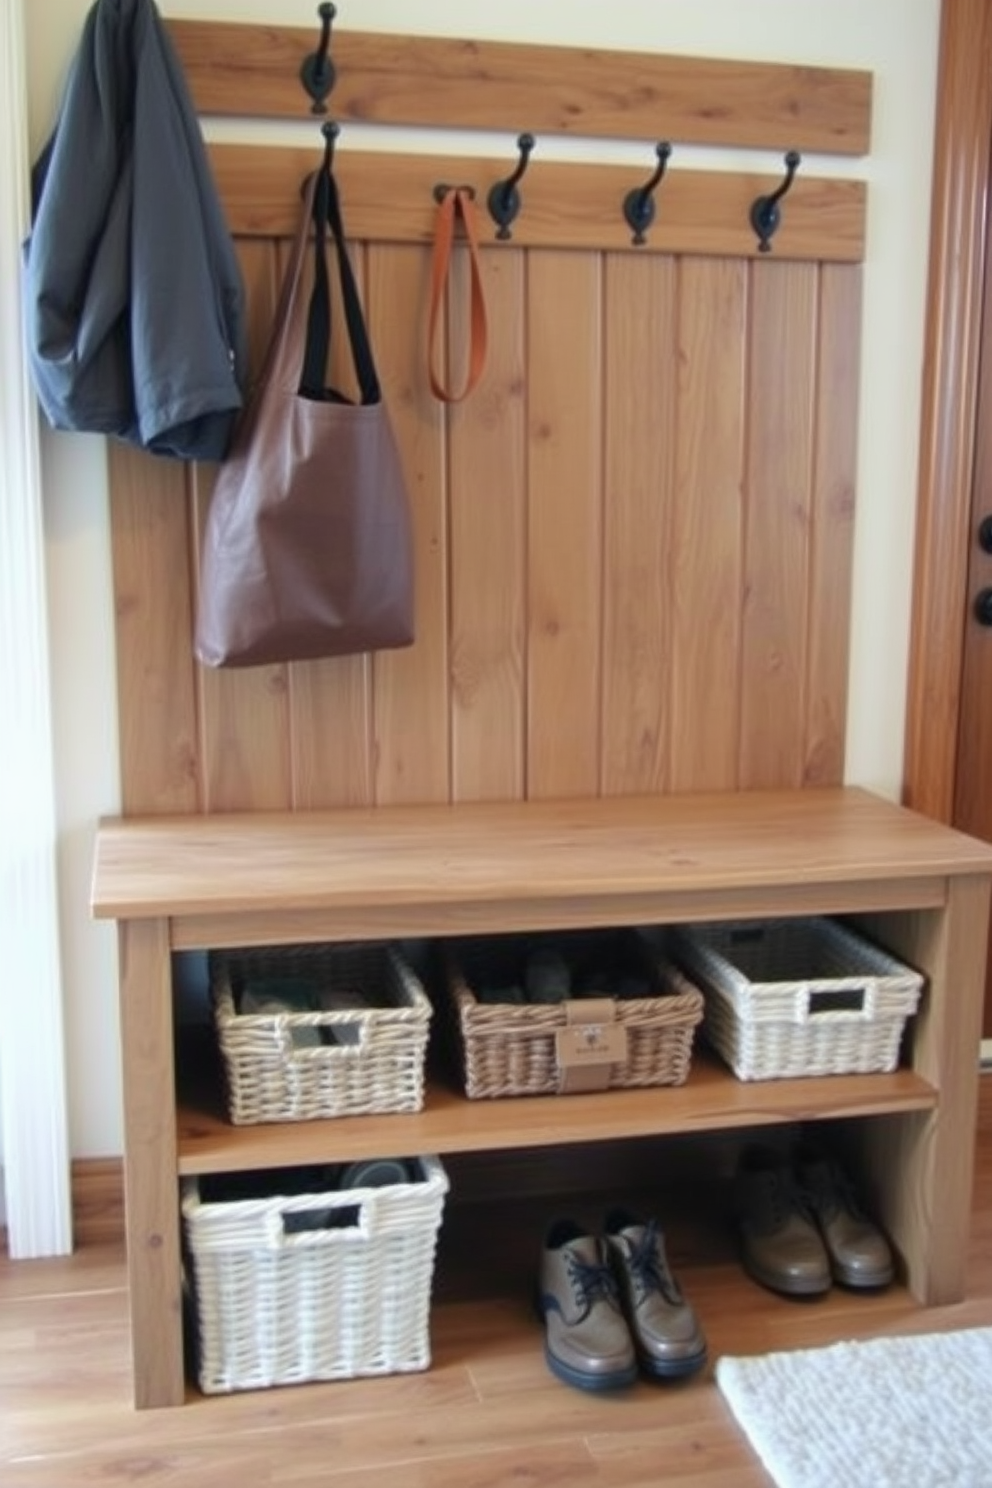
xmin=526 ymin=251 xmax=603 ymax=798
xmin=448 ymin=248 xmax=527 ymax=802
xmin=116 ymin=918 xmax=184 ymax=1408
xmin=669 ymin=258 xmax=748 ymax=792
xmin=857 ymin=877 xmax=992 ymax=1303
xmin=91 ymin=788 xmax=992 ymax=924
xmin=170 ymin=19 xmax=872 ymax=156
xmin=600 ymin=254 xmax=677 ymax=795
xmin=107 ymin=446 xmax=199 ymax=815
xmin=739 ymin=261 xmax=818 ymax=789
xmin=804 ymin=265 xmax=862 ymax=786
xmin=904 ymin=0 xmax=992 ymax=821
xmin=3 ymin=1081 xmax=990 ymax=1480
xmin=208 ymin=144 xmax=867 ymax=264
xmin=368 ymin=243 xmax=450 ymax=805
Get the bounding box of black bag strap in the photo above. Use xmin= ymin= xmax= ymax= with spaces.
xmin=300 ymin=153 xmax=381 ymax=405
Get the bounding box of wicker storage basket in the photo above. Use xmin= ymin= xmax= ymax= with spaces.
xmin=211 ymin=942 xmax=432 ymax=1124
xmin=182 ymin=1154 xmax=449 ymax=1394
xmin=669 ymin=917 xmax=924 ymax=1081
xmin=443 ymin=929 xmax=704 ymax=1099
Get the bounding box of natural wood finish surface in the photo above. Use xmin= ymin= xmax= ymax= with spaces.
xmin=904 ymin=0 xmax=992 ymax=822
xmin=208 ymin=144 xmax=867 ymax=263
xmin=116 ymin=918 xmax=184 ymax=1409
xmin=170 ymin=19 xmax=872 ymax=157
xmin=176 ymin=1050 xmax=937 ymax=1176
xmin=2 ymin=1080 xmax=990 ymax=1486
xmin=91 ymin=787 xmax=992 ymax=924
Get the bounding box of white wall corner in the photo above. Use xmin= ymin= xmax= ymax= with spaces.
xmin=0 ymin=0 xmax=72 ymax=1257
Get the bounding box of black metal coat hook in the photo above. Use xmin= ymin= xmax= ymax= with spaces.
xmin=321 ymin=118 xmax=340 ymax=170
xmin=750 ymin=150 xmax=801 ymax=253
xmin=300 ymin=2 xmax=337 ymax=115
xmin=487 ymin=133 xmax=536 ymax=240
xmin=623 ymin=142 xmax=672 ymax=246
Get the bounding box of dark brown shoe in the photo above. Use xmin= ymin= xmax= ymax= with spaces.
xmin=736 ymin=1145 xmax=832 ymax=1297
xmin=794 ymin=1146 xmax=894 ymax=1289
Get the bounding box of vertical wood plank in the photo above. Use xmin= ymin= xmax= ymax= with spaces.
xmin=368 ymin=243 xmax=450 ymax=804
xmin=117 ymin=918 xmax=184 ymax=1407
xmin=601 ymin=253 xmax=678 ymax=796
xmin=449 ymin=248 xmax=526 ymax=802
xmin=739 ymin=260 xmax=818 ymax=789
xmin=804 ymin=264 xmax=862 ymax=785
xmin=191 ymin=239 xmax=292 ymax=812
xmin=108 ymin=445 xmax=199 ymax=815
xmin=670 ymin=258 xmax=748 ymax=792
xmin=289 ymin=240 xmax=373 ymax=810
xmin=527 ymin=251 xmax=603 ymax=799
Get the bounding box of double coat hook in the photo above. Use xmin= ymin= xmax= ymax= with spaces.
xmin=300 ymin=2 xmax=338 ymax=115
xmin=487 ymin=133 xmax=536 ymax=240
xmin=623 ymin=142 xmax=672 ymax=246
xmin=751 ymin=150 xmax=801 ymax=253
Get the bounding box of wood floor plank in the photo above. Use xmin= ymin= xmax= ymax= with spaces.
xmin=1 ymin=1078 xmax=989 ymax=1487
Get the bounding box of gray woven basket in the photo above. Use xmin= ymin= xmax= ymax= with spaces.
xmin=211 ymin=942 xmax=432 ymax=1123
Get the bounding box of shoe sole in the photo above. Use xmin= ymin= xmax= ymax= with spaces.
xmin=831 ymin=1263 xmax=895 ymax=1290
xmin=742 ymin=1255 xmax=832 ymax=1298
xmin=638 ymin=1345 xmax=708 ymax=1380
xmin=544 ymin=1343 xmax=638 ymax=1392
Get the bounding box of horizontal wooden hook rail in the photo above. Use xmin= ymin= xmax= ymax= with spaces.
xmin=209 ymin=144 xmax=866 ymax=262
xmin=171 ymin=19 xmax=872 ymax=157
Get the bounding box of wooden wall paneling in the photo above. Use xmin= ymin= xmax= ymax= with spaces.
xmin=448 ymin=248 xmax=527 ymax=802
xmin=739 ymin=261 xmax=819 ymax=789
xmin=600 ymin=253 xmax=678 ymax=796
xmin=109 ymin=446 xmax=200 ymax=815
xmin=209 ymin=145 xmax=867 ymax=266
xmin=170 ymin=20 xmax=872 ymax=157
xmin=191 ymin=239 xmax=293 ymax=813
xmin=669 ymin=258 xmax=749 ymax=794
xmin=368 ymin=244 xmax=451 ymax=804
xmin=287 ymin=241 xmax=374 ymax=810
xmin=526 ymin=251 xmax=603 ymax=799
xmin=803 ymin=265 xmax=863 ymax=786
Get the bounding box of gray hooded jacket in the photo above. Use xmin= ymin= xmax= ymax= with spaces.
xmin=23 ymin=0 xmax=247 ymax=461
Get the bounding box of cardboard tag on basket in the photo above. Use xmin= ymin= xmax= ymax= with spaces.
xmin=555 ymin=998 xmax=627 ymax=1093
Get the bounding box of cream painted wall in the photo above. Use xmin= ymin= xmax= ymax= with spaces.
xmin=23 ymin=0 xmax=941 ymax=1158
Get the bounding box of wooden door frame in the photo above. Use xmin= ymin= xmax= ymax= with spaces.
xmin=904 ymin=0 xmax=992 ymax=821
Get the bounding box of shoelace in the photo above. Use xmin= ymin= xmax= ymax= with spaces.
xmin=751 ymin=1167 xmax=817 ymax=1230
xmin=802 ymin=1159 xmax=865 ymax=1221
xmin=624 ymin=1220 xmax=683 ymax=1305
xmin=565 ymin=1249 xmax=621 ymax=1320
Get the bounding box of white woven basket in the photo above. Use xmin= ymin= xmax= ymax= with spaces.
xmin=670 ymin=917 xmax=924 ymax=1081
xmin=211 ymin=942 xmax=432 ymax=1123
xmin=182 ymin=1154 xmax=449 ymax=1394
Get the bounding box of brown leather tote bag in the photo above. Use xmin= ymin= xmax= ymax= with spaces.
xmin=194 ymin=156 xmax=415 ymax=668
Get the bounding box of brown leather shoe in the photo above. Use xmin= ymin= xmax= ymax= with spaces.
xmin=794 ymin=1145 xmax=895 ymax=1289
xmin=604 ymin=1210 xmax=707 ymax=1378
xmin=736 ymin=1145 xmax=832 ymax=1297
xmin=538 ymin=1221 xmax=638 ymax=1391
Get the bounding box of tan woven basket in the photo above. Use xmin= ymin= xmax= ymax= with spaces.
xmin=669 ymin=917 xmax=924 ymax=1082
xmin=182 ymin=1154 xmax=449 ymax=1394
xmin=211 ymin=942 xmax=432 ymax=1123
xmin=444 ymin=930 xmax=704 ymax=1099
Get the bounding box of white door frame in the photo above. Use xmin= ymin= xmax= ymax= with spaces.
xmin=0 ymin=0 xmax=72 ymax=1258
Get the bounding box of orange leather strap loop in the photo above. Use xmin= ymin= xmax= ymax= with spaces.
xmin=428 ymin=187 xmax=488 ymax=403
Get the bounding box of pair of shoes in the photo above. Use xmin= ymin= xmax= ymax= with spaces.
xmin=538 ymin=1212 xmax=707 ymax=1391
xmin=736 ymin=1143 xmax=894 ymax=1298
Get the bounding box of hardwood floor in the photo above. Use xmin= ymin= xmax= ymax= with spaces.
xmin=2 ymin=1078 xmax=990 ymax=1487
